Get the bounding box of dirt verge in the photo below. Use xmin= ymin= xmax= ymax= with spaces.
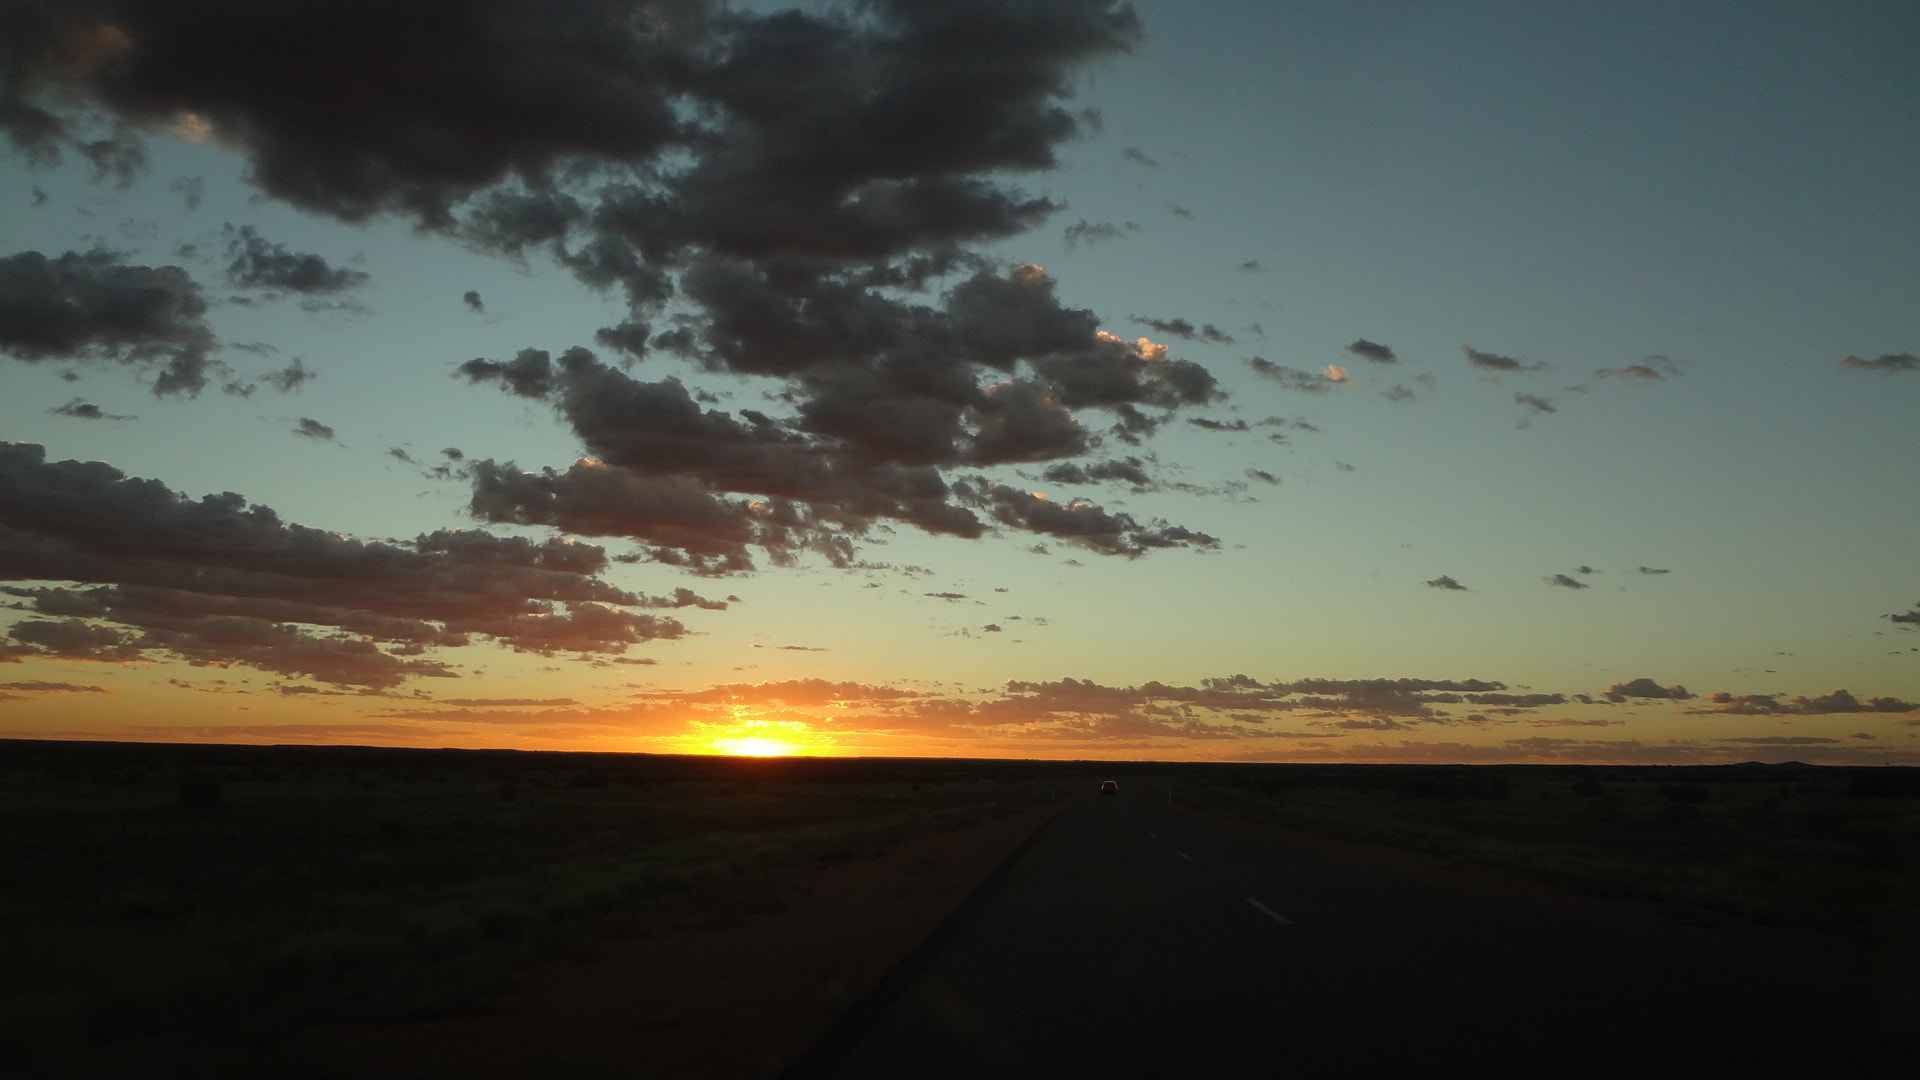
xmin=311 ymin=802 xmax=1064 ymax=1080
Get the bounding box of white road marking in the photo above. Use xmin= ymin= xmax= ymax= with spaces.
xmin=1176 ymin=851 xmax=1192 ymax=861
xmin=1245 ymin=897 xmax=1292 ymax=925
xmin=1148 ymin=831 xmax=1157 ymax=838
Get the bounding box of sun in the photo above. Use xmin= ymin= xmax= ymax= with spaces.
xmin=713 ymin=736 xmax=800 ymax=757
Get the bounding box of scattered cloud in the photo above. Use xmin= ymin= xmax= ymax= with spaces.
xmin=1838 ymin=353 xmax=1917 ymax=373
xmin=50 ymin=399 xmax=134 ymax=421
xmin=1604 ymin=678 xmax=1693 ymax=701
xmin=1639 ymin=566 xmax=1671 ymax=575
xmin=1464 ymin=344 xmax=1546 ymax=375
xmin=293 ymin=417 xmax=336 ymax=441
xmin=0 ymin=443 xmax=687 ymax=687
xmin=1595 ymin=355 xmax=1679 ymax=381
xmin=1063 ymin=219 xmax=1138 ymax=251
xmin=1238 ymin=260 xmax=1264 ymax=273
xmin=1246 ymin=357 xmax=1332 ymax=393
xmin=1121 ymin=147 xmax=1158 ymax=168
xmin=1546 ymin=573 xmax=1588 ymax=590
xmin=1426 ymin=575 xmax=1468 ymax=591
xmin=223 ymin=225 xmax=368 ymax=295
xmin=463 ymin=290 xmax=485 ymax=313
xmin=1696 ymin=689 xmax=1917 ymax=715
xmin=1132 ymin=315 xmax=1233 ymax=344
xmin=1346 ymin=339 xmax=1396 ymax=363
xmin=0 ymin=248 xmax=218 ymax=395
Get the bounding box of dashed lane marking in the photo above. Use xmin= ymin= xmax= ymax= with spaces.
xmin=1176 ymin=851 xmax=1192 ymax=861
xmin=1245 ymin=897 xmax=1292 ymax=925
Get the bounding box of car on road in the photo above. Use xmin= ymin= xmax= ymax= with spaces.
xmin=1099 ymin=779 xmax=1119 ymax=794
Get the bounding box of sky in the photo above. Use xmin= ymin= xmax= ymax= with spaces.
xmin=1 ymin=0 xmax=1916 ymax=764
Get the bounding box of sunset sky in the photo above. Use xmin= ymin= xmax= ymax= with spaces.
xmin=2 ymin=0 xmax=1916 ymax=763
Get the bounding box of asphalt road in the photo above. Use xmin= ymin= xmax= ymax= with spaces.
xmin=818 ymin=789 xmax=1898 ymax=1079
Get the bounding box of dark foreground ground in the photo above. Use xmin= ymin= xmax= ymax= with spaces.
xmin=820 ymin=789 xmax=1912 ymax=1079
xmin=1 ymin=740 xmax=1914 ymax=1076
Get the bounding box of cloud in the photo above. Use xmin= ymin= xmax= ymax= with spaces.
xmin=1345 ymin=339 xmax=1396 ymax=363
xmin=0 ymin=248 xmax=218 ymax=394
xmin=1545 ymin=573 xmax=1588 ymax=589
xmin=0 ymin=443 xmax=687 ymax=686
xmin=1041 ymin=457 xmax=1154 ymax=488
xmin=1604 ymin=677 xmax=1693 ymax=701
xmin=1889 ymin=603 xmax=1920 ymax=626
xmin=1245 ymin=468 xmax=1279 ymax=485
xmin=257 ymin=358 xmax=315 ymax=393
xmin=1062 ymin=219 xmax=1138 ymax=251
xmin=293 ymin=417 xmax=336 ymax=441
xmin=1595 ymin=355 xmax=1679 ymax=381
xmin=1238 ymin=260 xmax=1264 ymax=273
xmin=1514 ymin=392 xmax=1555 ymax=415
xmin=463 ymin=290 xmax=485 ymax=313
xmin=50 ymin=399 xmax=134 ymax=421
xmin=1425 ymin=575 xmax=1468 ymax=591
xmin=1638 ymin=566 xmax=1671 ymax=575
xmin=7 ymin=3 xmax=1248 ymax=569
xmin=1697 ymin=689 xmax=1916 ymax=715
xmin=1132 ymin=315 xmax=1234 ymax=344
xmin=1246 ymin=357 xmax=1332 ymax=393
xmin=1380 ymin=385 xmax=1417 ymax=403
xmin=1838 ymin=353 xmax=1917 ymax=373
xmin=1121 ymin=147 xmax=1157 ymax=168
xmin=223 ymin=226 xmax=368 ymax=294
xmin=459 ymin=294 xmax=1220 ymax=567
xmin=1463 ymin=344 xmax=1546 ymax=375
xmin=1186 ymin=418 xmax=1248 ymax=432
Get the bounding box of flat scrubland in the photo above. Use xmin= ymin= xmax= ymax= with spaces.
xmin=1156 ymin=761 xmax=1920 ymax=949
xmin=0 ymin=740 xmax=1076 ymax=1078
xmin=3 ymin=742 xmax=1914 ymax=1077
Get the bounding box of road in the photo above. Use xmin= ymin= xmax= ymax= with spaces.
xmin=812 ymin=788 xmax=1897 ymax=1079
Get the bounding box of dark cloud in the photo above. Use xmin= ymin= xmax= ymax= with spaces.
xmin=463 ymin=290 xmax=485 ymax=313
xmin=1186 ymin=417 xmax=1248 ymax=432
xmin=1514 ymin=392 xmax=1555 ymax=415
xmin=293 ymin=417 xmax=335 ymax=441
xmin=952 ymin=478 xmax=1219 ymax=557
xmin=1061 ymin=219 xmax=1137 ymax=250
xmin=1345 ymin=339 xmax=1396 ymax=363
xmin=1041 ymin=457 xmax=1154 ymax=488
xmin=1888 ymin=603 xmax=1920 ymax=626
xmin=1380 ymin=384 xmax=1417 ymax=403
xmin=1166 ymin=202 xmax=1194 ymax=219
xmin=1699 ymin=689 xmax=1916 ymax=715
xmin=0 ymin=248 xmax=217 ymax=394
xmin=1464 ymin=344 xmax=1546 ymax=375
xmin=1546 ymin=573 xmax=1588 ymax=589
xmin=1595 ymin=355 xmax=1678 ymax=381
xmin=1132 ymin=315 xmax=1233 ymax=344
xmin=1838 ymin=353 xmax=1917 ymax=373
xmin=4 ymin=2 xmax=1245 ymax=567
xmin=1121 ymin=147 xmax=1157 ymax=168
xmin=1639 ymin=566 xmax=1671 ymax=575
xmin=50 ymin=398 xmax=133 ymax=421
xmin=1238 ymin=260 xmax=1263 ymax=273
xmin=1245 ymin=468 xmax=1279 ymax=485
xmin=248 ymin=358 xmax=315 ymax=395
xmin=1246 ymin=357 xmax=1331 ymax=393
xmin=0 ymin=443 xmax=684 ymax=686
xmin=1426 ymin=575 xmax=1467 ymax=591
xmin=223 ymin=225 xmax=368 ymax=294
xmin=1604 ymin=677 xmax=1693 ymax=701
xmin=1575 ymin=565 xmax=1596 ymax=575
xmin=459 ymin=278 xmax=1220 ymax=567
